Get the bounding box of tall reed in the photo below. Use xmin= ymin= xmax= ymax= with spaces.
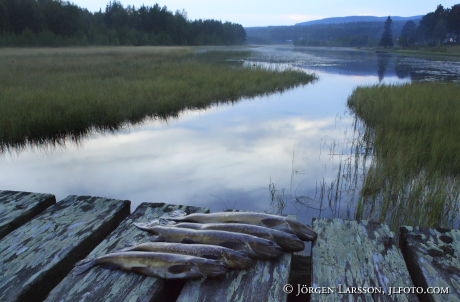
xmin=347 ymin=82 xmax=460 ymax=229
xmin=0 ymin=46 xmax=316 ymax=151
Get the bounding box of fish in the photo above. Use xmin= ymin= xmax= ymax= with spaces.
xmin=121 ymin=242 xmax=254 ymax=269
xmin=134 ymin=224 xmax=283 ymax=259
xmin=73 ymin=251 xmax=228 ymax=279
xmin=172 ymin=222 xmax=305 ymax=252
xmin=162 ymin=211 xmax=317 ymax=241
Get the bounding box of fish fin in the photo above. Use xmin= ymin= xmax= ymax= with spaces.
xmin=73 ymin=258 xmax=96 ymax=275
xmin=219 ymin=241 xmax=244 ymax=250
xmin=101 ymin=262 xmax=124 ymax=272
xmin=261 ymin=218 xmax=284 ymax=227
xmin=168 ymin=264 xmax=194 ymax=274
xmin=202 ymin=254 xmax=219 ymax=260
xmin=131 ymin=266 xmax=154 ymax=276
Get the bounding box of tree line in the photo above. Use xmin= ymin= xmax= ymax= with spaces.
xmin=396 ymin=4 xmax=460 ymax=47
xmin=0 ymin=0 xmax=246 ymax=46
xmin=248 ymin=19 xmax=416 ymax=47
xmin=288 ymin=4 xmax=460 ymax=48
xmin=288 ymin=21 xmax=407 ymax=47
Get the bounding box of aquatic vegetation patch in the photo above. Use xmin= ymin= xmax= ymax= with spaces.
xmin=347 ymin=82 xmax=460 ymax=229
xmin=0 ymin=46 xmax=316 ymax=151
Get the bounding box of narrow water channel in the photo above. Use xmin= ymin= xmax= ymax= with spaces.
xmin=2 ymin=46 xmax=459 ymax=228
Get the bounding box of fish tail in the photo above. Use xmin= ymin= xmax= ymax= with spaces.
xmin=118 ymin=240 xmax=138 ymax=252
xmin=158 ymin=218 xmax=176 ymax=225
xmin=73 ymin=258 xmax=97 ymax=275
xmin=133 ymin=222 xmax=152 ymax=231
xmin=161 ymin=209 xmax=187 ymax=219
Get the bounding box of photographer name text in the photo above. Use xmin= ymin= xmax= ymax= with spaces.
xmin=283 ymin=284 xmax=450 ymax=296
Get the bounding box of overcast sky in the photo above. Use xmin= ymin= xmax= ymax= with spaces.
xmin=69 ymin=1 xmax=460 ymax=27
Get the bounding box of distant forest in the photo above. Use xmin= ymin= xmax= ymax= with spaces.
xmin=0 ymin=0 xmax=246 ymax=46
xmin=247 ymin=4 xmax=460 ymax=47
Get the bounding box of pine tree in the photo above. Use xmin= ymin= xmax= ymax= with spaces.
xmin=379 ymin=17 xmax=394 ymax=48
xmin=399 ymin=20 xmax=417 ymax=47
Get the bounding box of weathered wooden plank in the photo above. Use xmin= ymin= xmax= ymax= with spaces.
xmin=177 ymin=253 xmax=291 ymax=302
xmin=289 ymin=255 xmax=311 ymax=302
xmin=45 ymin=202 xmax=209 ymax=302
xmin=400 ymin=226 xmax=460 ymax=302
xmin=0 ymin=190 xmax=56 ymax=239
xmin=311 ymin=218 xmax=418 ymax=301
xmin=0 ymin=195 xmax=130 ymax=302
xmin=289 ymin=215 xmax=312 ymax=302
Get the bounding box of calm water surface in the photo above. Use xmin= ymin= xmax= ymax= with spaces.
xmin=2 ymin=46 xmax=460 ymax=227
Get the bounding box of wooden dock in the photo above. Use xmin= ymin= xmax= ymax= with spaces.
xmin=0 ymin=190 xmax=458 ymax=302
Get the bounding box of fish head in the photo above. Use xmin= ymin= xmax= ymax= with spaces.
xmin=286 ymin=220 xmax=317 ymax=241
xmin=247 ymin=240 xmax=283 ymax=259
xmin=196 ymin=260 xmax=228 ymax=278
xmin=275 ymin=233 xmax=305 ymax=252
xmin=222 ymin=251 xmax=254 ymax=269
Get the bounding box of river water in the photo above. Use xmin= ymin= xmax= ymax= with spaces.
xmin=2 ymin=46 xmax=460 ymax=227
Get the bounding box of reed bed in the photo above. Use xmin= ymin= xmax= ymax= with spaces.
xmin=347 ymin=82 xmax=460 ymax=229
xmin=0 ymin=46 xmax=316 ymax=150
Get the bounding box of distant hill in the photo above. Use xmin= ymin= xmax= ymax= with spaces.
xmin=245 ymin=15 xmax=423 ymax=46
xmin=295 ymin=15 xmax=423 ymax=26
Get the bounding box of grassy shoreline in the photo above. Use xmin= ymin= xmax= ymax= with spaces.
xmin=0 ymin=46 xmax=316 ymax=151
xmin=347 ymin=82 xmax=460 ymax=229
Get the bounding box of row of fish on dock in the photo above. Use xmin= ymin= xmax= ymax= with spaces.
xmin=74 ymin=211 xmax=318 ymax=279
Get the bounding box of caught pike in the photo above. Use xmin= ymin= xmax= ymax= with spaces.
xmin=73 ymin=251 xmax=227 ymax=279
xmin=134 ymin=224 xmax=283 ymax=259
xmin=173 ymin=222 xmax=304 ymax=252
xmin=162 ymin=211 xmax=317 ymax=241
xmin=121 ymin=242 xmax=254 ymax=269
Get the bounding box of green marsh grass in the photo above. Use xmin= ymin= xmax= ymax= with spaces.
xmin=347 ymin=82 xmax=460 ymax=229
xmin=0 ymin=46 xmax=316 ymax=151
xmin=390 ymin=45 xmax=460 ymax=60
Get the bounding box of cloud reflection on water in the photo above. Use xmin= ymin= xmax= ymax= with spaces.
xmin=1 ymin=46 xmax=417 ymax=227
xmin=1 ymin=74 xmax=351 ymax=212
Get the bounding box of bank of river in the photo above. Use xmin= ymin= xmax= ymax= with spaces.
xmin=1 ymin=45 xmax=459 ymax=229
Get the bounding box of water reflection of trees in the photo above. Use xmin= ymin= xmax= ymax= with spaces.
xmin=395 ymin=57 xmax=460 ymax=82
xmin=376 ymin=52 xmax=390 ymax=81
xmin=377 ymin=53 xmax=460 ymax=82
xmin=0 ymin=111 xmax=180 ymax=154
xmin=293 ymin=47 xmax=460 ymax=82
